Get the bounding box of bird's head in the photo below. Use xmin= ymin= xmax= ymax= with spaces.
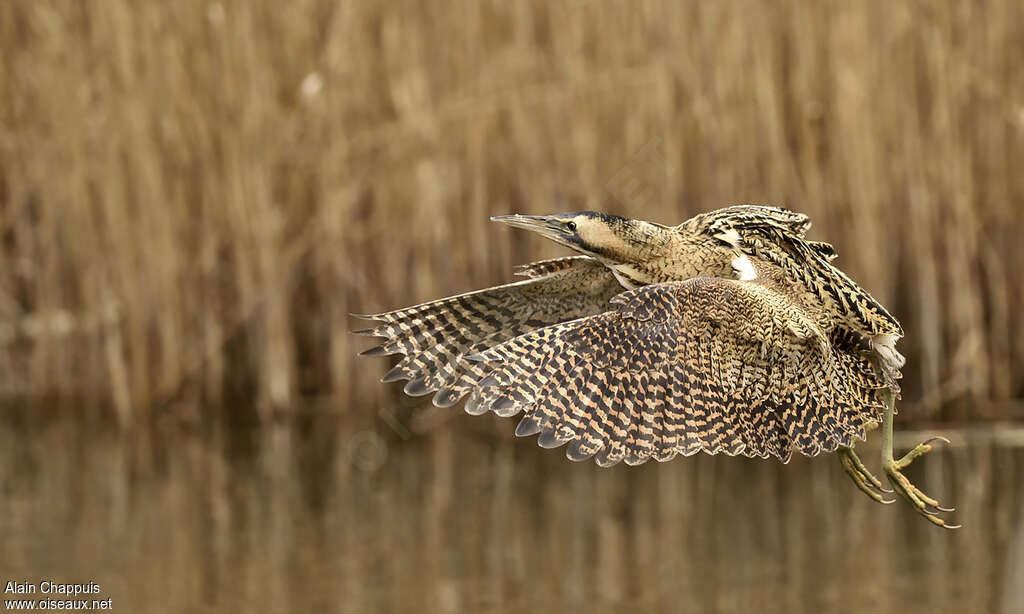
xmin=491 ymin=211 xmax=670 ymax=265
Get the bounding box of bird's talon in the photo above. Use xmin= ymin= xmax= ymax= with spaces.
xmin=838 ymin=446 xmax=893 ymax=505
xmin=883 ymin=441 xmax=960 ymax=528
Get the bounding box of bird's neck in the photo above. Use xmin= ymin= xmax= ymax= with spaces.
xmin=602 ymin=226 xmax=736 ymax=288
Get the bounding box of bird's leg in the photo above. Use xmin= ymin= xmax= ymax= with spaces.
xmin=838 ymin=444 xmax=893 ymax=504
xmin=880 ymin=389 xmax=960 ymax=529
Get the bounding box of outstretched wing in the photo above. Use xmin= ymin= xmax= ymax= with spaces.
xmin=466 ymin=277 xmax=887 ymax=466
xmin=353 ymin=257 xmax=623 ymax=408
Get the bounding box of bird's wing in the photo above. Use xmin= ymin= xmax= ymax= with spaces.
xmin=353 ymin=256 xmax=623 ymax=408
xmin=466 ymin=277 xmax=887 ymax=466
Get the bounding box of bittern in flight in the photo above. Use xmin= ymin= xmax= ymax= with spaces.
xmin=354 ymin=206 xmax=958 ymax=528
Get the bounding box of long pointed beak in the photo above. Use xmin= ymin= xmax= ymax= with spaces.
xmin=490 ymin=214 xmax=557 ymax=232
xmin=491 ymin=213 xmax=585 ymax=254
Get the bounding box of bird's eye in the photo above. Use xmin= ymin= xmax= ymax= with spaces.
xmin=566 ymin=221 xmax=577 ymax=232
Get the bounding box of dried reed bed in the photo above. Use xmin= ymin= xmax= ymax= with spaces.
xmin=1 ymin=1 xmax=1022 ymax=424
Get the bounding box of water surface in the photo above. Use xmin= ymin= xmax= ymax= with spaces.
xmin=1 ymin=415 xmax=1021 ymax=613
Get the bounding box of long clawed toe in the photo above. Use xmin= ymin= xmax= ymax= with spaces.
xmin=884 ymin=437 xmax=960 ymax=529
xmin=839 ymin=447 xmax=894 ymax=505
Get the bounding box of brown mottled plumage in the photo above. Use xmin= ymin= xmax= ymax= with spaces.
xmin=355 ymin=205 xmax=958 ymax=528
xmin=466 ymin=275 xmax=885 ymax=465
xmin=353 ymin=256 xmax=621 ymax=408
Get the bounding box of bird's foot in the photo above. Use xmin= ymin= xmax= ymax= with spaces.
xmin=838 ymin=446 xmax=894 ymax=505
xmin=883 ymin=436 xmax=960 ymax=529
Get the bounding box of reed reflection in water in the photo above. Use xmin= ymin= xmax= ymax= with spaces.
xmin=1 ymin=415 xmax=1022 ymax=614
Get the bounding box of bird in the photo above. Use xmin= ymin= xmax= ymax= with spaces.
xmin=353 ymin=205 xmax=958 ymax=528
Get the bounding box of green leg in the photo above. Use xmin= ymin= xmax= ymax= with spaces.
xmin=880 ymin=389 xmax=960 ymax=529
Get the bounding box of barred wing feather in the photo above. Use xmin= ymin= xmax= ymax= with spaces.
xmin=353 ymin=257 xmax=622 ymax=408
xmin=466 ymin=278 xmax=887 ymax=466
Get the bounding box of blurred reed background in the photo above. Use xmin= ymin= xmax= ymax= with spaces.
xmin=2 ymin=3 xmax=1024 ymax=613
xmin=1 ymin=0 xmax=1022 ymax=424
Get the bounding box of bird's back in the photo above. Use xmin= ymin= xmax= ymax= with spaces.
xmin=686 ymin=206 xmax=904 ymax=379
